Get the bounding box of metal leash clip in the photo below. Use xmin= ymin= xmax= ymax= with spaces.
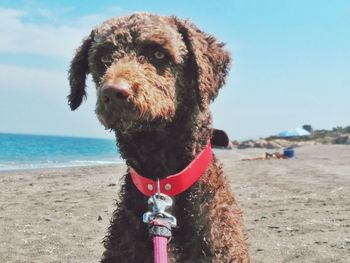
xmin=143 ymin=179 xmax=177 ymax=238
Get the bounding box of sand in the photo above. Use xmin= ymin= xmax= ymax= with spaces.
xmin=0 ymin=145 xmax=349 ymax=262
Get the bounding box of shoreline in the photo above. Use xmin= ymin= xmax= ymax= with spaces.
xmin=1 ymin=145 xmax=349 ymax=262
xmin=0 ymin=148 xmax=235 ymax=174
xmin=0 ymin=161 xmax=123 ymax=174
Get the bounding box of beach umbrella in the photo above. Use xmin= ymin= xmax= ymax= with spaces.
xmin=277 ymin=128 xmax=310 ymax=137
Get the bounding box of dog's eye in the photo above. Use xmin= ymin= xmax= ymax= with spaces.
xmin=154 ymin=51 xmax=165 ymax=60
xmin=101 ymin=55 xmax=113 ymax=64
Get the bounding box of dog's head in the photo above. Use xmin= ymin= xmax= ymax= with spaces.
xmin=68 ymin=13 xmax=231 ymax=133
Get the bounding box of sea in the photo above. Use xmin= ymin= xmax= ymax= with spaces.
xmin=0 ymin=133 xmax=121 ymax=171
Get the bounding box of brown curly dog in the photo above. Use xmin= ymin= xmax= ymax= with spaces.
xmin=68 ymin=13 xmax=250 ymax=263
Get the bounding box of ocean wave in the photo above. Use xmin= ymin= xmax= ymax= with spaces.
xmin=0 ymin=159 xmax=123 ymax=171
xmin=0 ymin=133 xmax=122 ymax=171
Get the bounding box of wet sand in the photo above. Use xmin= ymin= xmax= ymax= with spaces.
xmin=1 ymin=145 xmax=349 ymax=262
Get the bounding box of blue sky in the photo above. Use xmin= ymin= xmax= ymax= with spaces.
xmin=0 ymin=0 xmax=349 ymax=140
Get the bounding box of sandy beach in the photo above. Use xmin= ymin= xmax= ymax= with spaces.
xmin=1 ymin=145 xmax=349 ymax=263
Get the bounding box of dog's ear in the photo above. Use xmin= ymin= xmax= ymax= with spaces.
xmin=68 ymin=31 xmax=94 ymax=110
xmin=173 ymin=17 xmax=231 ymax=109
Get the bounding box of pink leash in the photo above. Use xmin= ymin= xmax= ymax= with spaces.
xmin=143 ymin=191 xmax=177 ymax=263
xmin=153 ymin=236 xmax=168 ymax=263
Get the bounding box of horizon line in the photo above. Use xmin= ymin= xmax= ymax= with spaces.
xmin=0 ymin=131 xmax=115 ymax=141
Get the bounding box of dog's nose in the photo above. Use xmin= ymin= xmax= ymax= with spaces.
xmin=102 ymin=81 xmax=131 ymax=103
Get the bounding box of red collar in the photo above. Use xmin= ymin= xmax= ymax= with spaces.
xmin=130 ymin=143 xmax=213 ymax=196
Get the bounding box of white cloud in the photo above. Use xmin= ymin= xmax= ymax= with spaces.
xmin=0 ymin=64 xmax=66 ymax=93
xmin=0 ymin=7 xmax=87 ymax=58
xmin=0 ymin=63 xmax=113 ymax=138
xmin=0 ymin=5 xmax=125 ymax=58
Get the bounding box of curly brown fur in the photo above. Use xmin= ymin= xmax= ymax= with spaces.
xmin=68 ymin=13 xmax=250 ymax=262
